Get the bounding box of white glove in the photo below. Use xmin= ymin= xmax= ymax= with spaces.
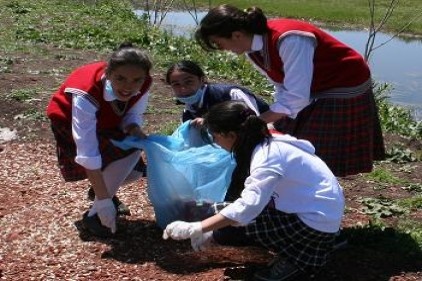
xmin=191 ymin=231 xmax=215 ymax=252
xmin=162 ymin=221 xmax=202 ymax=240
xmin=93 ymin=198 xmax=117 ymax=233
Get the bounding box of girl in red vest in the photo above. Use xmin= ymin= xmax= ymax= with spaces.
xmin=195 ymin=4 xmax=385 ymax=177
xmin=47 ymin=43 xmax=152 ymax=237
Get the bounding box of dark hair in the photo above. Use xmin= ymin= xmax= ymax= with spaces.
xmin=165 ymin=60 xmax=206 ymax=84
xmin=195 ymin=4 xmax=268 ymax=51
xmin=205 ymin=100 xmax=271 ymax=200
xmin=106 ymin=42 xmax=152 ymax=75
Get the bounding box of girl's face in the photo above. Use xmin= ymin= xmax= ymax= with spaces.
xmin=211 ymin=131 xmax=237 ymax=151
xmin=107 ymin=65 xmax=147 ymax=102
xmin=209 ymin=31 xmax=253 ymax=55
xmin=168 ymin=69 xmax=204 ymax=98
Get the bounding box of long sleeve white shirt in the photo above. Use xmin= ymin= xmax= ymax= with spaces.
xmin=72 ymin=86 xmax=149 ymax=170
xmin=219 ymin=134 xmax=345 ymax=233
xmin=248 ymin=34 xmax=316 ymax=119
xmin=185 ymin=84 xmax=261 ymax=115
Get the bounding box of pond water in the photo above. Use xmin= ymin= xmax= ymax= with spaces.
xmin=135 ymin=10 xmax=422 ymax=121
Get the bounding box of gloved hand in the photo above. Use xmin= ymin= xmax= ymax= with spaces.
xmin=162 ymin=221 xmax=202 ymax=240
xmin=93 ymin=198 xmax=117 ymax=233
xmin=191 ymin=231 xmax=215 ymax=252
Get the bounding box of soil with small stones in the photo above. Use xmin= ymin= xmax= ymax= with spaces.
xmin=0 ymin=46 xmax=421 ymax=281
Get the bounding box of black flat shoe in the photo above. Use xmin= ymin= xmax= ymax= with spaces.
xmin=112 ymin=196 xmax=131 ymax=216
xmin=82 ymin=211 xmax=114 ymax=238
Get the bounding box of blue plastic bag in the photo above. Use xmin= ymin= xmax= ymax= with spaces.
xmin=113 ymin=122 xmax=236 ymax=228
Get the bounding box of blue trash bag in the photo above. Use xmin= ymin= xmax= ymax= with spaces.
xmin=112 ymin=121 xmax=236 ymax=229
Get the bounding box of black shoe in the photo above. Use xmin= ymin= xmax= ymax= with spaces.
xmin=82 ymin=211 xmax=114 ymax=238
xmin=87 ymin=187 xmax=131 ymax=216
xmin=253 ymin=257 xmax=300 ymax=281
xmin=333 ymin=230 xmax=348 ymax=251
xmin=112 ymin=196 xmax=131 ymax=216
xmin=87 ymin=186 xmax=96 ymax=201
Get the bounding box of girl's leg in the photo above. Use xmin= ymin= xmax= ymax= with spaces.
xmin=246 ymin=208 xmax=336 ymax=279
xmin=89 ymin=150 xmax=141 ymax=216
xmin=102 ymin=150 xmax=142 ymax=196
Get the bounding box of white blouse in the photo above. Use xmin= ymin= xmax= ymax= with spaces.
xmin=219 ymin=134 xmax=345 ymax=233
xmin=248 ymin=34 xmax=316 ymax=119
xmin=71 ymin=86 xmax=149 ymax=170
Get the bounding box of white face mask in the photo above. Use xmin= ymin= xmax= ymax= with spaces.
xmin=105 ymin=79 xmax=117 ymax=99
xmin=176 ymin=87 xmax=204 ymax=105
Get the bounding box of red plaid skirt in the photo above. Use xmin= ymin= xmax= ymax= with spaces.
xmin=274 ymin=89 xmax=385 ymax=176
xmin=50 ymin=122 xmax=143 ymax=182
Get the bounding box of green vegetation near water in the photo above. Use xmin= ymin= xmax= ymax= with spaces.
xmin=194 ymin=0 xmax=422 ymax=35
xmin=2 ymin=0 xmax=420 ymax=138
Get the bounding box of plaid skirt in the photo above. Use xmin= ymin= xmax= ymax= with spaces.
xmin=245 ymin=208 xmax=336 ymax=271
xmin=273 ymin=89 xmax=385 ymax=176
xmin=50 ymin=122 xmax=144 ymax=182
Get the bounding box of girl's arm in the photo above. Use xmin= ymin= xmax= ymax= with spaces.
xmin=201 ymin=213 xmax=236 ymax=232
xmin=270 ymin=35 xmax=316 ymax=119
xmin=122 ymin=92 xmax=149 ymax=138
xmin=72 ymin=94 xmax=116 ymax=232
xmin=229 ymin=88 xmax=260 ymax=115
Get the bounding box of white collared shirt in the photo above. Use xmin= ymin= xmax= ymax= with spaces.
xmin=219 ymin=134 xmax=345 ymax=233
xmin=72 ymin=83 xmax=149 ymax=170
xmin=185 ymin=84 xmax=261 ymax=115
xmin=248 ymin=34 xmax=316 ymax=118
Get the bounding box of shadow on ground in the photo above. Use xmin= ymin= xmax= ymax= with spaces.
xmin=74 ymin=218 xmax=422 ymax=281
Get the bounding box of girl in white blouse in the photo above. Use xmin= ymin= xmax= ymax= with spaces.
xmin=47 ymin=43 xmax=152 ymax=237
xmin=163 ymin=100 xmax=345 ymax=281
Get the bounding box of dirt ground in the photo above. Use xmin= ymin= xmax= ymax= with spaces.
xmin=0 ymin=46 xmax=421 ymax=281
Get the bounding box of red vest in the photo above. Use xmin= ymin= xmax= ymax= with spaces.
xmin=247 ymin=19 xmax=370 ymax=96
xmin=47 ymin=62 xmax=152 ymax=129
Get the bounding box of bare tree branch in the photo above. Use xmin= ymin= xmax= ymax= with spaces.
xmin=364 ymin=0 xmax=420 ymax=61
xmin=371 ymin=10 xmax=422 ymax=52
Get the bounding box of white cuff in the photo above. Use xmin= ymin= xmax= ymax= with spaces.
xmin=75 ymin=155 xmax=102 ymax=170
xmin=269 ymin=103 xmax=293 ymax=118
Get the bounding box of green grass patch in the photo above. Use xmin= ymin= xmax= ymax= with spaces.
xmin=6 ymin=88 xmax=40 ymax=102
xmin=398 ymin=196 xmax=422 ymax=209
xmin=155 ymin=120 xmax=180 ymax=135
xmin=191 ymin=0 xmax=422 ymax=35
xmin=365 ymin=167 xmax=405 ymax=185
xmin=397 ymin=219 xmax=422 ymax=248
xmin=364 ymin=166 xmax=422 ymax=192
xmin=24 ymin=109 xmax=47 ymax=121
xmin=0 ymin=57 xmax=14 ymax=73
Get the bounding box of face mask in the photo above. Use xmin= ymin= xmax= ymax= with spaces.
xmin=176 ymin=87 xmax=204 ymax=105
xmin=105 ymin=79 xmax=117 ymax=99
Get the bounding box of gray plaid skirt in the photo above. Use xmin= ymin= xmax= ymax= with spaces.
xmin=245 ymin=207 xmax=336 ymax=271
